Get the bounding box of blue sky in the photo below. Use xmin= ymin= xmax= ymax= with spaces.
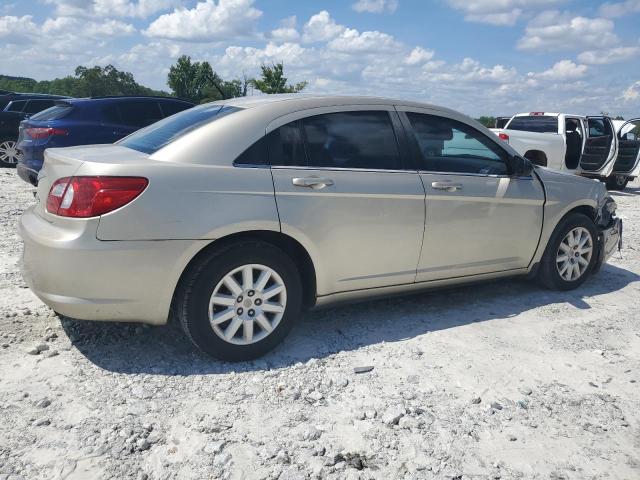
xmin=1 ymin=0 xmax=639 ymax=117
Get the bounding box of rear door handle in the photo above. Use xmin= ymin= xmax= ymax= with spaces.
xmin=431 ymin=181 xmax=463 ymax=192
xmin=292 ymin=177 xmax=334 ymax=189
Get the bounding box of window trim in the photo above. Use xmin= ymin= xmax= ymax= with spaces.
xmin=397 ymin=109 xmax=518 ymax=177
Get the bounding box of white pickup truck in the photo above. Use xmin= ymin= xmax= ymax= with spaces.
xmin=492 ymin=113 xmax=640 ymax=190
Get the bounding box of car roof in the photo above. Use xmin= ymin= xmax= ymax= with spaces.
xmin=65 ymin=96 xmax=193 ymax=104
xmin=5 ymin=93 xmax=70 ymax=100
xmin=218 ymin=93 xmax=454 ymax=113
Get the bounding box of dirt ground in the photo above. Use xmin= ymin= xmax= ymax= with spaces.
xmin=0 ymin=168 xmax=639 ymax=480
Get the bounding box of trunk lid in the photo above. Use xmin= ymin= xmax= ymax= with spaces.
xmin=35 ymin=145 xmax=151 ymax=217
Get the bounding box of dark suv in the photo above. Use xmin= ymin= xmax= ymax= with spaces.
xmin=0 ymin=94 xmax=70 ymax=167
xmin=16 ymin=96 xmax=194 ymax=184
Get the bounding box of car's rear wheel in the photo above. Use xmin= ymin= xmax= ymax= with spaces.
xmin=537 ymin=213 xmax=598 ymax=290
xmin=177 ymin=241 xmax=302 ymax=361
xmin=606 ymin=174 xmax=628 ymax=191
xmin=0 ymin=138 xmax=20 ymax=167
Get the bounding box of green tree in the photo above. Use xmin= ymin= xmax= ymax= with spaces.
xmin=0 ymin=66 xmax=165 ymax=97
xmin=250 ymin=63 xmax=307 ymax=94
xmin=167 ymin=55 xmax=228 ymax=103
xmin=476 ymin=116 xmax=496 ymax=128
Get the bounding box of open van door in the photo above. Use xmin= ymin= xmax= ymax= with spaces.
xmin=577 ymin=116 xmax=618 ymax=177
xmin=611 ymin=118 xmax=640 ymax=177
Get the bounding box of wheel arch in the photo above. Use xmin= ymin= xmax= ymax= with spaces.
xmin=171 ymin=230 xmax=318 ymax=317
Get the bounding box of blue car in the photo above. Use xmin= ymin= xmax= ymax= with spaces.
xmin=17 ymin=96 xmax=194 ymax=185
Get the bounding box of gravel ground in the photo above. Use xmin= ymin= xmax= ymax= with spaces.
xmin=1 ymin=168 xmax=639 ymax=480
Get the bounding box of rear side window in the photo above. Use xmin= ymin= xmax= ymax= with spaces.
xmin=588 ymin=118 xmax=611 ymax=137
xmin=159 ymin=101 xmax=192 ymax=117
xmin=24 ymin=99 xmax=55 ymax=114
xmin=235 ymin=136 xmax=268 ymax=166
xmin=5 ymin=100 xmax=26 ymax=112
xmin=268 ymin=121 xmax=307 ymax=167
xmin=119 ymin=104 xmax=240 ymax=154
xmin=30 ymin=104 xmax=73 ymax=121
xmin=117 ymin=100 xmax=163 ymax=128
xmin=507 ymin=116 xmax=558 ymax=133
xmin=301 ymin=111 xmax=401 ymax=170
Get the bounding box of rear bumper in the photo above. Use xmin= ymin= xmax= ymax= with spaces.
xmin=19 ymin=205 xmax=208 ymax=325
xmin=17 ymin=163 xmax=39 ymax=186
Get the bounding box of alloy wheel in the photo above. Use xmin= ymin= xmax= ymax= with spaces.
xmin=208 ymin=264 xmax=287 ymax=345
xmin=0 ymin=140 xmax=21 ymax=164
xmin=556 ymin=227 xmax=593 ymax=281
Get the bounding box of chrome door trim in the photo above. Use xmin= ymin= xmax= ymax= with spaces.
xmin=271 ymin=165 xmax=419 ymax=174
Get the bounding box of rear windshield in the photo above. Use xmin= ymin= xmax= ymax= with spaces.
xmin=30 ymin=103 xmax=73 ymax=121
xmin=506 ymin=116 xmax=558 ymax=133
xmin=119 ymin=104 xmax=240 ymax=154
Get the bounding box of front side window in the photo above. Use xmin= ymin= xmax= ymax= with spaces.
xmin=406 ymin=113 xmax=509 ymax=175
xmin=301 ymin=111 xmax=401 ymax=170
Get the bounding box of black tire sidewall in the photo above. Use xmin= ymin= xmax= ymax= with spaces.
xmin=180 ymin=242 xmax=302 ymax=361
xmin=541 ymin=213 xmax=599 ymax=290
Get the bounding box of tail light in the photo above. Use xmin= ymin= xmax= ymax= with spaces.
xmin=46 ymin=176 xmax=148 ymax=218
xmin=498 ymin=132 xmax=509 ymax=143
xmin=25 ymin=127 xmax=68 ymax=140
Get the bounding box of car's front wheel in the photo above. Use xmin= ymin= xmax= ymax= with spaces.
xmin=176 ymin=241 xmax=302 ymax=361
xmin=0 ymin=138 xmax=21 ymax=167
xmin=537 ymin=213 xmax=598 ymax=290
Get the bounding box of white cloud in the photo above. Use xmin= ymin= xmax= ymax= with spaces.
xmin=446 ymin=0 xmax=565 ymax=26
xmin=43 ymin=0 xmax=182 ymax=18
xmin=0 ymin=15 xmax=37 ymax=41
xmin=270 ymin=16 xmax=300 ymax=42
xmin=518 ymin=11 xmax=619 ymax=51
xmin=578 ymin=46 xmax=640 ymax=65
xmin=621 ymin=81 xmax=640 ymax=101
xmin=352 ymin=0 xmax=398 ymax=14
xmin=405 ymin=46 xmax=435 ymax=65
xmin=328 ymin=28 xmax=401 ymax=53
xmin=43 ymin=17 xmax=136 ymax=37
xmin=144 ymin=0 xmax=262 ymax=42
xmin=599 ymin=0 xmax=640 ymax=18
xmin=302 ymin=11 xmax=346 ymax=43
xmin=528 ymin=59 xmax=588 ymax=80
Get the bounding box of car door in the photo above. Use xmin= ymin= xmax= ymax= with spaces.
xmin=396 ymin=107 xmax=545 ymax=282
xmin=577 ymin=116 xmax=618 ymax=176
xmin=611 ymin=118 xmax=640 ymax=176
xmin=269 ymin=106 xmax=426 ymax=296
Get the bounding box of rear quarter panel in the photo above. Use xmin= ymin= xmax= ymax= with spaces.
xmin=91 ymin=161 xmax=280 ymax=241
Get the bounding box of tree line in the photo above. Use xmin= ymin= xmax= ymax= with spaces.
xmin=0 ymin=57 xmax=306 ymax=103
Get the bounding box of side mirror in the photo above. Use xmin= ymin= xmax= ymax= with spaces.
xmin=511 ymin=155 xmax=534 ymax=176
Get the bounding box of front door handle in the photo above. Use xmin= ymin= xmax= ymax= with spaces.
xmin=431 ymin=181 xmax=462 ymax=192
xmin=292 ymin=177 xmax=334 ymax=189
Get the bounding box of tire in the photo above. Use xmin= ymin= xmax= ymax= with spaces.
xmin=176 ymin=240 xmax=302 ymax=361
xmin=605 ymin=174 xmax=628 ymax=191
xmin=537 ymin=213 xmax=599 ymax=291
xmin=0 ymin=137 xmax=20 ymax=168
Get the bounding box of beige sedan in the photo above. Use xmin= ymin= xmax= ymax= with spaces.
xmin=19 ymin=95 xmax=622 ymax=360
